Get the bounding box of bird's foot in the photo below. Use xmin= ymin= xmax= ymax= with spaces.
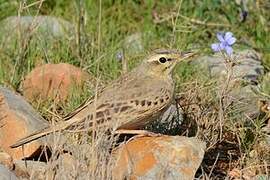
xmin=114 ymin=129 xmax=161 ymax=137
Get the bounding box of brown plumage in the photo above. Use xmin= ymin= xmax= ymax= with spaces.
xmin=11 ymin=49 xmax=195 ymax=148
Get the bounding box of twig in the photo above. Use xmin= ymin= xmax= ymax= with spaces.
xmin=208 ymin=153 xmax=220 ymax=178
xmin=171 ymin=0 xmax=183 ymax=45
xmin=153 ymin=12 xmax=231 ymax=27
xmin=178 ymin=14 xmax=231 ymax=27
xmin=76 ymin=0 xmax=85 ymax=66
xmin=11 ymin=0 xmax=45 ymax=86
xmin=22 ymin=0 xmax=45 ymax=9
xmin=121 ymin=49 xmax=127 ymax=74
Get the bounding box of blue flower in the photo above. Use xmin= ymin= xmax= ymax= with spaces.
xmin=211 ymin=32 xmax=236 ymax=55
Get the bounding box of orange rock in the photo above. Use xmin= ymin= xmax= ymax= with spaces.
xmin=0 ymin=87 xmax=49 ymax=160
xmin=112 ymin=136 xmax=205 ymax=180
xmin=22 ymin=63 xmax=90 ymax=102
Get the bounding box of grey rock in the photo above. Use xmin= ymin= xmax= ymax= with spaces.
xmin=0 ymin=16 xmax=75 ymax=52
xmin=193 ymin=49 xmax=263 ymax=84
xmin=193 ymin=49 xmax=266 ymax=119
xmin=0 ymin=164 xmax=18 ymax=180
xmin=0 ymin=16 xmax=75 ymax=39
xmin=123 ymin=33 xmax=144 ymax=55
xmin=117 ymin=33 xmax=144 ymax=73
xmin=0 ymin=86 xmax=48 ymax=130
xmin=229 ymin=85 xmax=262 ymax=118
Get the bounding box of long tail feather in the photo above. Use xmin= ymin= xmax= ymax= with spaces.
xmin=10 ymin=126 xmax=61 ymax=148
xmin=10 ymin=117 xmax=81 ymax=148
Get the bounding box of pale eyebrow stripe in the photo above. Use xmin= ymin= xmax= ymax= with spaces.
xmin=154 ymin=49 xmax=180 ymax=54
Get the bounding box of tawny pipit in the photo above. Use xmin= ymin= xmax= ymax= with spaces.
xmin=11 ymin=49 xmax=195 ymax=148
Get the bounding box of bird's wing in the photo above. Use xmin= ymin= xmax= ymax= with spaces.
xmin=63 ymin=83 xmax=106 ymax=121
xmin=116 ymin=84 xmax=173 ymax=129
xmin=63 ymin=72 xmax=132 ymax=121
xmin=63 ymin=97 xmax=94 ymax=121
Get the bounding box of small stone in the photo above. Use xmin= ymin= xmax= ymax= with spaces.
xmin=229 ymin=85 xmax=261 ymax=118
xmin=123 ymin=33 xmax=144 ymax=55
xmin=0 ymin=86 xmax=49 ymax=160
xmin=21 ymin=63 xmax=90 ymax=102
xmin=0 ymin=164 xmax=18 ymax=180
xmin=112 ymin=135 xmax=205 ymax=180
xmin=13 ymin=160 xmax=47 ymax=180
xmin=0 ymin=152 xmax=14 ymax=170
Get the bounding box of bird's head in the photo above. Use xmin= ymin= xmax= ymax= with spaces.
xmin=140 ymin=49 xmax=195 ymax=78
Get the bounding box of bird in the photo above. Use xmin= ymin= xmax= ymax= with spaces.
xmin=11 ymin=49 xmax=195 ymax=148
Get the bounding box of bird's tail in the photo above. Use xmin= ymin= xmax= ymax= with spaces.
xmin=10 ymin=126 xmax=61 ymax=148
xmin=10 ymin=118 xmax=79 ymax=148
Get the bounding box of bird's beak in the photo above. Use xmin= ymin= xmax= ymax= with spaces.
xmin=180 ymin=51 xmax=197 ymax=60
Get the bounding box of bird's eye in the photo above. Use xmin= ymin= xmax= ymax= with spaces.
xmin=159 ymin=57 xmax=167 ymax=63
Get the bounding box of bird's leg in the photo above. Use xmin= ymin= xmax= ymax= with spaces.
xmin=114 ymin=129 xmax=159 ymax=136
xmin=114 ymin=129 xmax=163 ymax=144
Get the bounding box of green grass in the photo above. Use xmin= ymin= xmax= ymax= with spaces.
xmin=0 ymin=0 xmax=269 ymax=179
xmin=1 ymin=0 xmax=269 ymax=88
